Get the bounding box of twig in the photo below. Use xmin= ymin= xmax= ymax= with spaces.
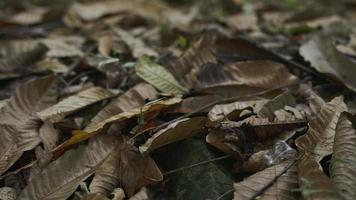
xmin=163 ymin=155 xmax=231 ymax=175
xmin=249 ymin=157 xmax=300 ymax=200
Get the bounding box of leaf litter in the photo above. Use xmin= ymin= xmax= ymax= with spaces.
xmin=1 ymin=0 xmax=356 ymax=199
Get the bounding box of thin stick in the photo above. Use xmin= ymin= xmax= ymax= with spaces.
xmin=163 ymin=155 xmax=231 ymax=175
xmin=216 ymin=189 xmax=234 ymax=200
xmin=249 ymin=157 xmax=300 ymax=200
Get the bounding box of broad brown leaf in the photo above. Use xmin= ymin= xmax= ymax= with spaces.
xmin=0 ymin=124 xmax=22 ymax=176
xmin=300 ymin=34 xmax=356 ymax=92
xmin=90 ymin=142 xmax=163 ymax=197
xmin=18 ymin=134 xmax=120 ymax=200
xmin=234 ymin=161 xmax=299 ymax=200
xmin=331 ymin=112 xmax=356 ymax=200
xmin=86 ymin=83 xmax=158 ymax=130
xmin=297 ymin=157 xmax=342 ymax=200
xmin=37 ymin=87 xmax=113 ymax=122
xmin=296 ymin=96 xmax=347 ymax=161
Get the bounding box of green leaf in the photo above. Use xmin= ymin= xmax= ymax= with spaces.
xmin=135 ymin=56 xmax=188 ymax=95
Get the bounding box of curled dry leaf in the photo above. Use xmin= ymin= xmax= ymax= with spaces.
xmin=139 ymin=117 xmax=207 ymax=153
xmin=0 ymin=43 xmax=48 ymax=73
xmin=86 ymin=83 xmax=158 ymax=130
xmin=90 ymin=142 xmax=163 ymax=197
xmin=297 ymin=157 xmax=342 ymax=200
xmin=18 ymin=134 xmax=120 ymax=200
xmin=56 ymin=97 xmax=182 ymax=154
xmin=258 ymin=92 xmax=297 ymax=120
xmin=113 ymin=28 xmax=158 ymax=58
xmin=37 ymin=87 xmax=113 ymax=122
xmin=300 ymin=34 xmax=356 ymax=92
xmin=234 ymin=161 xmax=299 ymax=200
xmin=296 ymin=96 xmax=347 ymax=161
xmin=0 ymin=75 xmax=58 ymax=152
xmin=39 ymin=121 xmax=59 ymax=151
xmin=331 ymin=112 xmax=356 ymax=200
xmin=135 ymin=56 xmax=188 ymax=95
xmin=170 ymin=35 xmax=217 ymax=87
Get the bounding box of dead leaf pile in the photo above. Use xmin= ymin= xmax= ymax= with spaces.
xmin=1 ymin=0 xmax=356 ymax=199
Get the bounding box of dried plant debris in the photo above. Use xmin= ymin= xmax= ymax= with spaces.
xmin=1 ymin=0 xmax=356 ymax=199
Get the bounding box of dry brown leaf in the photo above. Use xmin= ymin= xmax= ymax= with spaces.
xmin=39 ymin=121 xmax=59 ymax=151
xmin=0 ymin=75 xmax=58 ymax=151
xmin=139 ymin=117 xmax=206 ymax=153
xmin=34 ymin=58 xmax=69 ymax=74
xmin=54 ymin=97 xmax=182 ymax=155
xmin=0 ymin=187 xmax=17 ymax=200
xmin=296 ymin=96 xmax=347 ymax=161
xmin=258 ymin=92 xmax=297 ymax=120
xmin=98 ymin=35 xmax=113 ymax=57
xmin=90 ymin=142 xmax=163 ymax=197
xmin=6 ymin=7 xmax=48 ymax=25
xmin=297 ymin=157 xmax=342 ymax=200
xmin=0 ymin=43 xmax=48 ymax=73
xmin=0 ymin=124 xmax=22 ymax=176
xmin=0 ymin=36 xmax=84 ymax=58
xmin=300 ymin=34 xmax=356 ymax=92
xmin=86 ymin=83 xmax=158 ymax=130
xmin=37 ymin=87 xmax=113 ymax=122
xmin=113 ymin=28 xmax=158 ymax=58
xmin=331 ymin=112 xmax=356 ymax=200
xmin=168 ymin=95 xmax=221 ymax=114
xmin=18 ymin=134 xmax=120 ymax=200
xmin=234 ymin=161 xmax=299 ymax=200
xmin=208 ymin=99 xmax=267 ymax=122
xmin=170 ymin=35 xmax=217 ymax=87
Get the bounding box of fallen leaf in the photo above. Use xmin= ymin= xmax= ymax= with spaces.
xmin=234 ymin=161 xmax=299 ymax=200
xmin=6 ymin=7 xmax=48 ymax=25
xmin=258 ymin=92 xmax=297 ymax=119
xmin=300 ymin=34 xmax=356 ymax=92
xmin=0 ymin=124 xmax=22 ymax=176
xmin=135 ymin=56 xmax=188 ymax=95
xmin=18 ymin=134 xmax=120 ymax=200
xmin=113 ymin=28 xmax=158 ymax=58
xmin=0 ymin=43 xmax=48 ymax=73
xmin=296 ymin=96 xmax=347 ymax=161
xmin=297 ymin=157 xmax=342 ymax=200
xmin=86 ymin=83 xmax=158 ymax=130
xmin=81 ymin=193 xmax=110 ymax=200
xmin=90 ymin=142 xmax=163 ymax=197
xmin=331 ymin=112 xmax=356 ymax=200
xmin=139 ymin=117 xmax=207 ymax=153
xmin=37 ymin=87 xmax=113 ymax=122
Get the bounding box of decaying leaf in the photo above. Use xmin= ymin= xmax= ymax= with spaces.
xmin=297 ymin=157 xmax=342 ymax=200
xmin=208 ymin=99 xmax=267 ymax=122
xmin=234 ymin=161 xmax=299 ymax=200
xmin=86 ymin=83 xmax=158 ymax=130
xmin=39 ymin=121 xmax=59 ymax=151
xmin=37 ymin=87 xmax=113 ymax=122
xmin=0 ymin=187 xmax=17 ymax=200
xmin=170 ymin=35 xmax=217 ymax=86
xmin=300 ymin=34 xmax=356 ymax=92
xmin=135 ymin=56 xmax=188 ymax=95
xmin=90 ymin=142 xmax=163 ymax=197
xmin=56 ymin=97 xmax=182 ymax=153
xmin=0 ymin=125 xmax=22 ymax=176
xmin=0 ymin=43 xmax=48 ymax=73
xmin=331 ymin=112 xmax=356 ymax=200
xmin=296 ymin=96 xmax=347 ymax=161
xmin=195 ymin=60 xmax=299 ymax=96
xmin=113 ymin=28 xmax=158 ymax=58
xmin=18 ymin=134 xmax=120 ymax=200
xmin=6 ymin=7 xmax=48 ymax=25
xmin=258 ymin=92 xmax=297 ymax=119
xmin=139 ymin=117 xmax=206 ymax=153
xmin=0 ymin=75 xmax=58 ymax=151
